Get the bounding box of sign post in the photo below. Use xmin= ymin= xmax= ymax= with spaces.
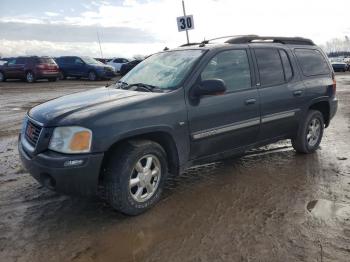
xmin=176 ymin=0 xmax=194 ymax=45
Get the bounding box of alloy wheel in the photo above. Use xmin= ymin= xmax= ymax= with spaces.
xmin=307 ymin=118 xmax=321 ymax=147
xmin=129 ymin=154 xmax=162 ymax=203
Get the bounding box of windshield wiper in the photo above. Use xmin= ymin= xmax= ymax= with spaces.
xmin=122 ymin=83 xmax=158 ymax=92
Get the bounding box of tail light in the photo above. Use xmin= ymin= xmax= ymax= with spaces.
xmin=332 ymin=72 xmax=337 ymax=95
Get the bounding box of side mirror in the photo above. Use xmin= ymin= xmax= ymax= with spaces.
xmin=194 ymin=79 xmax=226 ymax=97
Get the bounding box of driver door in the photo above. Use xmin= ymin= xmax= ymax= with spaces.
xmin=187 ymin=49 xmax=260 ymax=160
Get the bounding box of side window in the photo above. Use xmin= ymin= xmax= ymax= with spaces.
xmin=279 ymin=50 xmax=293 ymax=81
xmin=255 ymin=48 xmax=285 ymax=86
xmin=15 ymin=58 xmax=25 ymax=64
xmin=63 ymin=57 xmax=73 ymax=64
xmin=201 ymin=49 xmax=251 ymax=91
xmin=74 ymin=58 xmax=84 ymax=65
xmin=8 ymin=59 xmax=16 ymax=65
xmin=295 ymin=49 xmax=330 ymax=76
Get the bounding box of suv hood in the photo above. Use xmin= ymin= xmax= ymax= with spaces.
xmin=29 ymin=87 xmax=156 ymax=126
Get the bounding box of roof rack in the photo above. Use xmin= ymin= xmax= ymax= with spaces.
xmin=224 ymin=35 xmax=315 ymax=45
xmin=179 ymin=42 xmax=201 ymax=47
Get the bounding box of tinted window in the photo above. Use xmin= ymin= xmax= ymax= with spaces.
xmin=279 ymin=50 xmax=293 ymax=81
xmin=8 ymin=59 xmax=16 ymax=65
xmin=201 ymin=49 xmax=251 ymax=91
xmin=255 ymin=48 xmax=285 ymax=86
xmin=75 ymin=58 xmax=84 ymax=64
xmin=295 ymin=49 xmax=330 ymax=76
xmin=15 ymin=58 xmax=26 ymax=64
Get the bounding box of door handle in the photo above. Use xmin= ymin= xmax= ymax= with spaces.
xmin=293 ymin=90 xmax=303 ymax=96
xmin=245 ymin=99 xmax=256 ymax=105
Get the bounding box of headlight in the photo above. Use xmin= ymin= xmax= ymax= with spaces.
xmin=48 ymin=126 xmax=92 ymax=154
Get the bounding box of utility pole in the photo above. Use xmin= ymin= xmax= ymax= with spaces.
xmin=182 ymin=0 xmax=190 ymax=44
xmin=96 ymin=30 xmax=103 ymax=58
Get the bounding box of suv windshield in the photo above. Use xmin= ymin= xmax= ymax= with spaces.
xmin=119 ymin=49 xmax=205 ymax=90
xmin=81 ymin=57 xmax=103 ymax=65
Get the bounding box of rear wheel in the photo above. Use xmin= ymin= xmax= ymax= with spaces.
xmin=25 ymin=71 xmax=35 ymax=83
xmin=292 ymin=110 xmax=324 ymax=154
xmin=103 ymin=140 xmax=168 ymax=215
xmin=0 ymin=71 xmax=5 ymax=82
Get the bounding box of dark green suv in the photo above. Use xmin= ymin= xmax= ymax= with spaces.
xmin=19 ymin=35 xmax=338 ymax=215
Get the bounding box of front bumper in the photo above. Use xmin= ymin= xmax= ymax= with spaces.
xmin=35 ymin=70 xmax=59 ymax=79
xmin=96 ymin=69 xmax=115 ymax=79
xmin=18 ymin=136 xmax=104 ymax=196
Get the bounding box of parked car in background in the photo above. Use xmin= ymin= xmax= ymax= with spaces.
xmin=107 ymin=58 xmax=129 ymax=73
xmin=94 ymin=58 xmax=110 ymax=64
xmin=55 ymin=56 xmax=115 ymax=81
xmin=120 ymin=59 xmax=142 ymax=76
xmin=0 ymin=56 xmax=59 ymax=83
xmin=331 ymin=62 xmax=348 ymax=72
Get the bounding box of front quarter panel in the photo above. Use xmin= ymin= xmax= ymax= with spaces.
xmin=89 ymin=89 xmax=190 ymax=167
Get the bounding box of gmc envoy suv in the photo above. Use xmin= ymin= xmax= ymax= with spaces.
xmin=19 ymin=35 xmax=338 ymax=215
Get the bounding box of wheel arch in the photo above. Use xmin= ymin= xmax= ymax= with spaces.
xmin=308 ymin=99 xmax=330 ymax=127
xmin=99 ymin=130 xmax=180 ymax=183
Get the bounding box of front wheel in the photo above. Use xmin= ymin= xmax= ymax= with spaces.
xmin=26 ymin=71 xmax=35 ymax=83
xmin=103 ymin=140 xmax=168 ymax=215
xmin=292 ymin=110 xmax=324 ymax=154
xmin=0 ymin=71 xmax=5 ymax=82
xmin=88 ymin=71 xmax=97 ymax=81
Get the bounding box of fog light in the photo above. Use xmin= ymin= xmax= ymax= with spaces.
xmin=64 ymin=159 xmax=84 ymax=167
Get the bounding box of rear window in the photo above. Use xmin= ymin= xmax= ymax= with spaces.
xmin=255 ymin=48 xmax=285 ymax=86
xmin=295 ymin=49 xmax=330 ymax=76
xmin=37 ymin=58 xmax=56 ymax=64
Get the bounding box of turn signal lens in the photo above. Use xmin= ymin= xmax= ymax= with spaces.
xmin=69 ymin=131 xmax=91 ymax=151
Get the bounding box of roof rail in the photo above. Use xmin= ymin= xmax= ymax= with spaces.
xmin=225 ymin=35 xmax=315 ymax=45
xmin=179 ymin=42 xmax=201 ymax=47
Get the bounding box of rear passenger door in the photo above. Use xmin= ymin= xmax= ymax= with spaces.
xmin=253 ymin=47 xmax=305 ymax=140
xmin=188 ymin=49 xmax=260 ymax=159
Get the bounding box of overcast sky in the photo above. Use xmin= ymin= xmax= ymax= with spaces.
xmin=0 ymin=0 xmax=349 ymax=58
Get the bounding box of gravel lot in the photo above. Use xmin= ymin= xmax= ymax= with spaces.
xmin=0 ymin=74 xmax=350 ymax=262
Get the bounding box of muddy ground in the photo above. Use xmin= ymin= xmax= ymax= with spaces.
xmin=0 ymin=74 xmax=350 ymax=262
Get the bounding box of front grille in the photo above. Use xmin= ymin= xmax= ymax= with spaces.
xmin=25 ymin=120 xmax=42 ymax=147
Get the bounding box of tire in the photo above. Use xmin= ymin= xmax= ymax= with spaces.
xmin=48 ymin=78 xmax=57 ymax=82
xmin=0 ymin=71 xmax=5 ymax=82
xmin=58 ymin=71 xmax=66 ymax=80
xmin=291 ymin=110 xmax=324 ymax=154
xmin=103 ymin=139 xmax=168 ymax=215
xmin=25 ymin=71 xmax=35 ymax=83
xmin=88 ymin=71 xmax=97 ymax=81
